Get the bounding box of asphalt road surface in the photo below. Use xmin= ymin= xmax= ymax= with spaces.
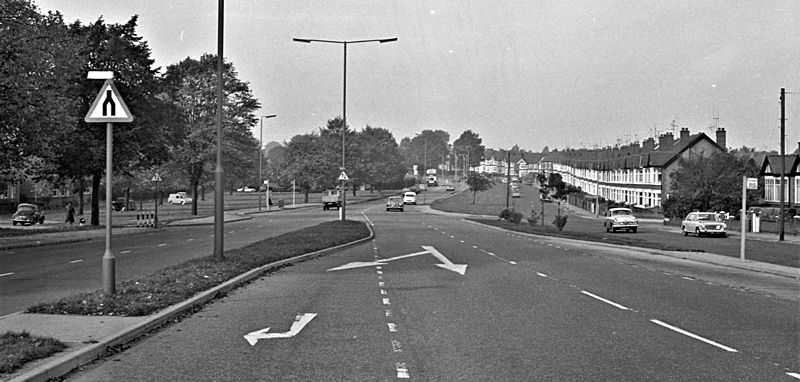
xmin=0 ymin=208 xmax=335 ymax=315
xmin=64 ymin=199 xmax=799 ymax=381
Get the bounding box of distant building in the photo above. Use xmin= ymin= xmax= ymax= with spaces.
xmin=758 ymin=142 xmax=800 ymax=209
xmin=531 ymin=128 xmax=728 ymax=210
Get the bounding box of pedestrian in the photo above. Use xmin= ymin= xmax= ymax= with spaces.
xmin=65 ymin=202 xmax=75 ymax=226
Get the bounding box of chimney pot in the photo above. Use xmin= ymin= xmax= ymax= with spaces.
xmin=680 ymin=127 xmax=690 ymax=141
xmin=715 ymin=128 xmax=727 ymax=152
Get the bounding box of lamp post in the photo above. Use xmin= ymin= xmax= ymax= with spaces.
xmin=293 ymin=36 xmax=397 ymax=221
xmin=258 ymin=114 xmax=276 ymax=211
xmin=213 ymin=0 xmax=225 ymax=259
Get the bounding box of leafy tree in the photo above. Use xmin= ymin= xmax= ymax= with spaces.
xmin=536 ymin=173 xmax=550 ymax=227
xmin=400 ymin=130 xmax=450 ymax=174
xmin=452 ymin=130 xmax=485 ymax=169
xmin=466 ymin=172 xmax=495 ymax=204
xmin=666 ymin=152 xmax=759 ymax=218
xmin=0 ymin=1 xmax=83 ymax=180
xmin=356 ymin=126 xmax=404 ymax=192
xmin=161 ymin=53 xmax=260 ymax=215
xmin=548 ymin=173 xmax=581 ymax=215
xmin=282 ymin=132 xmax=331 ymax=202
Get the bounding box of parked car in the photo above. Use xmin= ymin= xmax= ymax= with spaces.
xmin=604 ymin=207 xmax=638 ymax=233
xmin=168 ymin=192 xmax=193 ymax=205
xmin=111 ymin=198 xmax=136 ymax=212
xmin=403 ymin=191 xmax=417 ymax=205
xmin=682 ymin=212 xmax=727 ymax=237
xmin=237 ymin=186 xmax=256 ymax=192
xmin=445 ymin=185 xmax=455 ymax=191
xmin=386 ymin=196 xmax=404 ymax=212
xmin=12 ymin=203 xmax=45 ymax=226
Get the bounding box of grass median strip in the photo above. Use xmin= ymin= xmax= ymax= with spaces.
xmin=0 ymin=331 xmax=66 ymax=375
xmin=25 ymin=220 xmax=369 ymax=317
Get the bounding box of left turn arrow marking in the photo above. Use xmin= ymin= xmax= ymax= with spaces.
xmin=244 ymin=313 xmax=317 ymax=346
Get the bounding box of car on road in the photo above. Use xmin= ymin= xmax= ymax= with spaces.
xmin=445 ymin=185 xmax=455 ymax=191
xmin=386 ymin=196 xmax=404 ymax=212
xmin=12 ymin=203 xmax=45 ymax=226
xmin=403 ymin=191 xmax=417 ymax=205
xmin=682 ymin=212 xmax=727 ymax=237
xmin=111 ymin=198 xmax=136 ymax=212
xmin=604 ymin=207 xmax=638 ymax=233
xmin=236 ymin=186 xmax=256 ymax=192
xmin=168 ymin=192 xmax=193 ymax=205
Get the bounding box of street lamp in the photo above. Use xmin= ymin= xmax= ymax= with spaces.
xmin=258 ymin=114 xmax=277 ymax=211
xmin=293 ymin=36 xmax=397 ymax=221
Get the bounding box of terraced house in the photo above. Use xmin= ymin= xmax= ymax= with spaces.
xmin=538 ymin=128 xmax=728 ymax=211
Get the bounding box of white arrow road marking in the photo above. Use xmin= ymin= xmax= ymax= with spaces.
xmin=327 ymin=246 xmax=467 ymax=275
xmin=244 ymin=313 xmax=317 ymax=346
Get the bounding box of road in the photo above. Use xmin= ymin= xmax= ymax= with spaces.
xmin=65 ymin=198 xmax=799 ymax=381
xmin=0 ymin=208 xmax=335 ymax=315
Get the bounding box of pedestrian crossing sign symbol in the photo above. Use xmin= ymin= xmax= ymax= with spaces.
xmin=85 ymin=79 xmax=133 ymax=123
xmin=338 ymin=171 xmax=349 ymax=181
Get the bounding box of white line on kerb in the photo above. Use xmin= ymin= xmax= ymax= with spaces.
xmin=0 ymin=272 xmax=14 ymax=277
xmin=69 ymin=260 xmax=83 ymax=264
xmin=650 ymin=319 xmax=738 ymax=352
xmin=581 ymin=291 xmax=631 ymax=310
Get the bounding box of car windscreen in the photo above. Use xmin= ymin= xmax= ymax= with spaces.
xmin=612 ymin=210 xmax=631 ymax=215
xmin=697 ymin=214 xmax=719 ymax=221
xmin=17 ymin=206 xmax=35 ymax=212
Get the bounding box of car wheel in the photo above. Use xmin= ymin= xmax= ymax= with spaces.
xmin=721 ymin=233 xmax=727 ymax=238
xmin=12 ymin=221 xmax=17 ymax=226
xmin=632 ymin=227 xmax=637 ymax=233
xmin=181 ymin=201 xmax=186 ymax=205
xmin=605 ymin=224 xmax=610 ymax=232
xmin=695 ymin=228 xmax=701 ymax=237
xmin=682 ymin=226 xmax=688 ymax=236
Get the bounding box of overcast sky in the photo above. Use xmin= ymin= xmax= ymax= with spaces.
xmin=36 ymin=0 xmax=800 ymax=153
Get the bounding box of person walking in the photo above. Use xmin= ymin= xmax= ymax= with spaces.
xmin=65 ymin=202 xmax=75 ymax=226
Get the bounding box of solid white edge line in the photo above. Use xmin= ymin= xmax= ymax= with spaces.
xmin=650 ymin=319 xmax=738 ymax=352
xmin=580 ymin=290 xmax=631 ymax=310
xmin=0 ymin=272 xmax=14 ymax=277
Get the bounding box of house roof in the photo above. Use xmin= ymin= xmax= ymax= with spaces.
xmin=759 ymin=155 xmax=800 ymax=176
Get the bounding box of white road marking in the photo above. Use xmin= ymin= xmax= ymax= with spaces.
xmin=361 ymin=213 xmax=374 ymax=226
xmin=681 ymin=276 xmax=694 ymax=281
xmin=580 ymin=291 xmax=631 ymax=310
xmin=472 ymin=245 xmax=478 ymax=249
xmin=650 ymin=319 xmax=738 ymax=352
xmin=382 ymin=298 xmax=390 ymax=305
xmin=69 ymin=260 xmax=83 ymax=264
xmin=459 ymin=240 xmax=465 ymax=243
xmin=536 ymin=272 xmax=548 ymax=277
xmin=378 ymin=282 xmax=385 ymax=287
xmin=377 ymin=270 xmax=383 ymax=275
xmin=385 ymin=310 xmax=392 ymax=317
xmin=786 ymin=372 xmax=800 ymax=380
xmin=380 ymin=290 xmax=387 ymax=295
xmin=391 ymin=340 xmax=403 ymax=352
xmin=396 ymin=363 xmax=410 ymax=379
xmin=509 ymin=261 xmax=517 ymax=265
xmin=187 ymin=238 xmax=194 ymax=241
xmin=244 ymin=313 xmax=317 ymax=346
xmin=387 ymin=323 xmax=398 ymax=332
xmin=158 ymin=244 xmax=167 ymax=247
xmin=0 ymin=273 xmax=14 ymax=277
xmin=120 ymin=250 xmax=131 ymax=254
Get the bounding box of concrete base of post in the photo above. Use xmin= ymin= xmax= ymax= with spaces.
xmin=103 ymin=252 xmax=115 ymax=294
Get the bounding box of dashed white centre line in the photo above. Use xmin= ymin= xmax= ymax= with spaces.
xmin=120 ymin=250 xmax=131 ymax=254
xmin=536 ymin=272 xmax=549 ymax=277
xmin=650 ymin=319 xmax=738 ymax=352
xmin=580 ymin=291 xmax=631 ymax=310
xmin=187 ymin=239 xmax=194 ymax=242
xmin=0 ymin=272 xmax=14 ymax=277
xmin=69 ymin=260 xmax=83 ymax=264
xmin=382 ymin=298 xmax=390 ymax=305
xmin=157 ymin=244 xmax=167 ymax=247
xmin=395 ymin=363 xmax=410 ymax=379
xmin=387 ymin=323 xmax=398 ymax=332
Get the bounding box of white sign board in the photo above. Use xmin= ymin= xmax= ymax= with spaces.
xmin=85 ymin=79 xmax=133 ymax=123
xmin=746 ymin=178 xmax=758 ymax=190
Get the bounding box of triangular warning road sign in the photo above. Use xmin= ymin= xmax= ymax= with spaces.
xmin=85 ymin=79 xmax=134 ymax=123
xmin=338 ymin=171 xmax=349 ymax=181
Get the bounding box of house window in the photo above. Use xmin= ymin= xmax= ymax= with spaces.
xmin=764 ymin=177 xmax=789 ymax=202
xmin=795 ymin=178 xmax=800 ymax=204
xmin=0 ymin=183 xmax=11 ymax=199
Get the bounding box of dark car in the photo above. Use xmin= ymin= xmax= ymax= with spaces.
xmin=111 ymin=198 xmax=136 ymax=212
xmin=12 ymin=203 xmax=45 ymax=226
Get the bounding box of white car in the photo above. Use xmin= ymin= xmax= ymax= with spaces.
xmin=604 ymin=207 xmax=638 ymax=233
xmin=682 ymin=212 xmax=727 ymax=237
xmin=168 ymin=192 xmax=193 ymax=205
xmin=403 ymin=192 xmax=417 ymax=205
xmin=237 ymin=186 xmax=256 ymax=192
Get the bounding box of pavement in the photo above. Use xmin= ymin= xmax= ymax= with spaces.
xmin=1 ymin=198 xmax=798 ymax=382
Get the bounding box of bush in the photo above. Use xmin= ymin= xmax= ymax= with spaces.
xmin=527 ymin=209 xmax=540 ymax=225
xmin=552 ymin=214 xmax=568 ymax=231
xmin=499 ymin=208 xmax=523 ymax=224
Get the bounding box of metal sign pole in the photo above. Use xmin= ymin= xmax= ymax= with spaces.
xmin=103 ymin=122 xmax=115 ymax=294
xmin=740 ymin=176 xmax=746 ymax=261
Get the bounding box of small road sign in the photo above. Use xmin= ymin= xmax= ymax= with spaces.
xmin=85 ymin=79 xmax=133 ymax=123
xmin=746 ymin=178 xmax=758 ymax=190
xmin=338 ymin=171 xmax=349 ymax=181
xmin=151 ymin=173 xmax=162 ymax=182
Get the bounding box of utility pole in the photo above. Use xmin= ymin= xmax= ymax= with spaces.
xmin=779 ymin=88 xmax=786 ymax=241
xmin=506 ymin=151 xmax=511 ymax=209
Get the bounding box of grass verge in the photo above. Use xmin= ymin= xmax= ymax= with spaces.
xmin=0 ymin=331 xmax=66 ymax=374
xmin=25 ymin=220 xmax=369 ymax=316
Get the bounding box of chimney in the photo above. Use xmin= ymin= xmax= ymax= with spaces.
xmin=642 ymin=138 xmax=656 ymax=152
xmin=716 ymin=128 xmax=727 ymax=151
xmin=679 ymin=127 xmax=690 ymax=141
xmin=658 ymin=132 xmax=674 ymax=150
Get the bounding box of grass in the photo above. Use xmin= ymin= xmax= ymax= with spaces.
xmin=26 ymin=220 xmax=369 ymax=316
xmin=0 ymin=331 xmax=66 ymax=374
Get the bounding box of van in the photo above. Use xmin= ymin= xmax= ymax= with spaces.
xmin=168 ymin=192 xmax=193 ymax=205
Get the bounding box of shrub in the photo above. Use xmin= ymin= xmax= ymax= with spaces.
xmin=499 ymin=208 xmax=523 ymax=224
xmin=527 ymin=209 xmax=540 ymax=225
xmin=552 ymin=214 xmax=568 ymax=231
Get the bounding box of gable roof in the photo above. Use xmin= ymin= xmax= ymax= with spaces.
xmin=760 ymin=155 xmax=800 ymax=176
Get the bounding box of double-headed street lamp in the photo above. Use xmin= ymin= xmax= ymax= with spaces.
xmin=258 ymin=114 xmax=277 ymax=211
xmin=293 ymin=36 xmax=397 ymax=221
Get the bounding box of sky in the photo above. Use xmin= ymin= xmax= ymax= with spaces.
xmin=35 ymin=0 xmax=800 ymax=153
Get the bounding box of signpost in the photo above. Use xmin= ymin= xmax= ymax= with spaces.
xmin=740 ymin=177 xmax=758 ymax=261
xmin=152 ymin=173 xmax=162 ymax=229
xmin=85 ymin=73 xmax=133 ymax=294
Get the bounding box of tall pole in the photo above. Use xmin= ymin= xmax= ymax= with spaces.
xmin=103 ymin=122 xmax=115 ymax=294
xmin=506 ymin=151 xmax=511 ymax=209
xmin=741 ymin=176 xmax=747 ymax=261
xmin=779 ymin=88 xmax=786 ymax=241
xmin=258 ymin=115 xmax=276 ymax=211
xmin=213 ymin=0 xmax=225 ymax=259
xmin=341 ymin=42 xmax=347 ymax=221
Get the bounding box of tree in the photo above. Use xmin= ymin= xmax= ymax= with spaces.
xmin=666 ymin=152 xmax=759 ymax=218
xmin=356 ymin=126 xmax=405 ymax=192
xmin=452 ymin=130 xmax=485 ymax=169
xmin=282 ymin=132 xmax=333 ymax=203
xmin=466 ymin=172 xmax=495 ymax=204
xmin=548 ymin=173 xmax=581 ymax=215
xmin=400 ymin=130 xmax=450 ymax=174
xmin=161 ymin=53 xmax=260 ymax=215
xmin=0 ymin=1 xmax=83 ymax=180
xmin=536 ymin=173 xmax=549 ymax=227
